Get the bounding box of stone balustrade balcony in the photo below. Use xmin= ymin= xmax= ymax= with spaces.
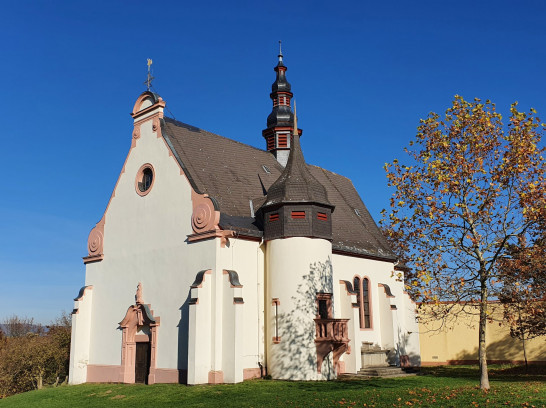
xmin=314 ymin=318 xmax=350 ymax=374
xmin=314 ymin=318 xmax=349 ymax=342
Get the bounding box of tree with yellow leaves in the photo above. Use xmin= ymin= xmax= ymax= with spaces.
xmin=383 ymin=96 xmax=545 ymax=390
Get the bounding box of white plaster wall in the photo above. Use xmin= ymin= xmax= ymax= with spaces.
xmin=399 ymin=292 xmax=421 ymax=365
xmin=84 ymin=117 xmax=216 ymax=373
xmin=220 ymin=272 xmax=244 ymax=383
xmin=378 ymin=288 xmax=394 ymax=350
xmin=266 ymin=237 xmax=335 ymax=380
xmin=332 ymin=255 xmax=390 ymax=349
xmin=332 ymin=254 xmax=420 ymax=370
xmin=187 ymin=272 xmax=213 ymax=384
xmin=69 ymin=287 xmax=93 ymax=384
xmin=337 ymin=281 xmax=359 ymax=374
xmin=216 ymin=238 xmax=265 ymax=375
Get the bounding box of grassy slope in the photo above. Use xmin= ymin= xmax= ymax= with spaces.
xmin=0 ymin=366 xmax=544 ymax=407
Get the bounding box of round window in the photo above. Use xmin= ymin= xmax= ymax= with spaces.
xmin=135 ymin=164 xmax=155 ymax=196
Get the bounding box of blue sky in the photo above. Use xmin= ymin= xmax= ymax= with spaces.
xmin=2 ymin=0 xmax=546 ymax=323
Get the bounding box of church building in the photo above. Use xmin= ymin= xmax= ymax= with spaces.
xmin=69 ymin=49 xmax=420 ymax=385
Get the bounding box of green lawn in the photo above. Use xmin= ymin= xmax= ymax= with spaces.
xmin=0 ymin=366 xmax=544 ymax=407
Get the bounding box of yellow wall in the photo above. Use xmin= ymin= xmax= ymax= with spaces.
xmin=419 ymin=303 xmax=546 ymax=365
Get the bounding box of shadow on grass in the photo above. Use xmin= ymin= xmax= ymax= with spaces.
xmin=418 ymin=364 xmax=546 ymax=382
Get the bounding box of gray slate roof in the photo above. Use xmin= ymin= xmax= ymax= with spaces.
xmin=161 ymin=117 xmax=396 ymax=261
xmin=263 ymin=130 xmax=332 ymax=209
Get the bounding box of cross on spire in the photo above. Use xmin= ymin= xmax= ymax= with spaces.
xmin=144 ymin=58 xmax=154 ymax=91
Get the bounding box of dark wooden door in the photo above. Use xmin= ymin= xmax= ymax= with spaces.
xmin=135 ymin=342 xmax=151 ymax=384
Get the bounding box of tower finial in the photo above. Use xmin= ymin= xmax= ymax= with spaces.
xmin=278 ymin=40 xmax=283 ymax=62
xmin=144 ymin=58 xmax=154 ymax=91
xmin=293 ymin=100 xmax=298 ymax=135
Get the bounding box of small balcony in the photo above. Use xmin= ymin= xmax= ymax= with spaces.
xmin=314 ymin=318 xmax=350 ymax=373
xmin=314 ymin=318 xmax=349 ymax=343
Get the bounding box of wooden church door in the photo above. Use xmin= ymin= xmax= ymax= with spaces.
xmin=135 ymin=342 xmax=151 ymax=384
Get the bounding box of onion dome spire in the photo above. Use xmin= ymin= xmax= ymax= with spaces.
xmin=262 ymin=42 xmax=300 ymax=167
xmin=261 ymin=102 xmax=334 ymax=241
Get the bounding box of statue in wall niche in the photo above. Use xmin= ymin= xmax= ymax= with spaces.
xmin=135 ymin=282 xmax=144 ymax=305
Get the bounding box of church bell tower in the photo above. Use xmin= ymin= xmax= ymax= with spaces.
xmin=262 ymin=103 xmax=342 ymax=380
xmin=262 ymin=42 xmax=301 ymax=167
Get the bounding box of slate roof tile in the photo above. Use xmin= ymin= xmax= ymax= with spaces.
xmin=162 ymin=117 xmax=395 ymax=261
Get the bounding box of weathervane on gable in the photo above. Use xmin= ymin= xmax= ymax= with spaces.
xmin=145 ymin=58 xmax=154 ymax=91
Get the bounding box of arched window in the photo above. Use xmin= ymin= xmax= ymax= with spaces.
xmin=353 ymin=276 xmax=362 ymax=328
xmin=362 ymin=278 xmax=371 ymax=328
xmin=353 ymin=276 xmax=372 ymax=329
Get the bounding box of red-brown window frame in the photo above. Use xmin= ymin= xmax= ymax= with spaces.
xmin=315 ymin=293 xmax=333 ymax=319
xmin=291 ymin=211 xmax=306 ymax=219
xmin=353 ymin=275 xmax=372 ymax=329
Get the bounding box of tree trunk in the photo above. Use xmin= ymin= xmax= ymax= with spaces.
xmin=37 ymin=373 xmax=43 ymax=390
xmin=479 ymin=281 xmax=490 ymax=390
xmin=518 ymin=307 xmax=528 ymax=370
xmin=522 ymin=334 xmax=528 ymax=370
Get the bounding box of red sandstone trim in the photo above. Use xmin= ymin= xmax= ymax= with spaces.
xmin=192 ymin=269 xmax=212 ymax=288
xmin=82 ymin=254 xmax=104 ymax=264
xmin=82 ymin=104 xmax=164 ymax=265
xmin=272 ymin=298 xmax=281 ymax=343
xmin=131 ymin=93 xmax=166 ymax=119
xmin=119 ymin=302 xmax=160 ymax=384
xmin=352 ymin=274 xmax=374 ymax=331
xmin=208 ymin=370 xmax=224 ymax=384
xmin=362 ymin=275 xmax=373 ymax=330
xmin=135 ymin=163 xmax=155 ymax=197
xmin=339 ymin=280 xmax=357 ymax=298
xmin=187 ymin=229 xmax=236 ymax=248
xmin=132 ymin=124 xmax=141 ymax=140
xmin=190 ymin=189 xmax=221 ymax=234
xmin=223 ymin=270 xmax=243 ymax=288
xmin=337 ymin=361 xmax=346 ymax=374
xmin=135 ymin=334 xmax=150 ymax=342
xmin=87 ymin=364 xmax=122 ymax=383
xmin=74 ymin=285 xmax=94 ymax=301
xmin=378 ymin=283 xmax=395 ymax=298
xmin=315 ymin=293 xmax=333 ymax=319
xmin=153 ymin=368 xmax=182 ymax=383
xmin=84 ymin=218 xmax=105 ymax=263
xmin=87 ymin=365 xmax=185 ymax=383
xmin=243 ymin=368 xmax=261 ymax=380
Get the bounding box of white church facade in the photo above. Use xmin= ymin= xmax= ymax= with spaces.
xmin=69 ymin=51 xmax=420 ymax=385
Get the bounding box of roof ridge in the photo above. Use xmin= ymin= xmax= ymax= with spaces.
xmin=164 ymin=116 xmax=276 ymax=156
xmin=164 ymin=117 xmax=341 ymax=176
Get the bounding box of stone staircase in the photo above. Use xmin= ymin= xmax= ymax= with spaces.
xmin=357 ymin=366 xmax=416 ymax=377
xmin=338 ymin=342 xmax=417 ymax=379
